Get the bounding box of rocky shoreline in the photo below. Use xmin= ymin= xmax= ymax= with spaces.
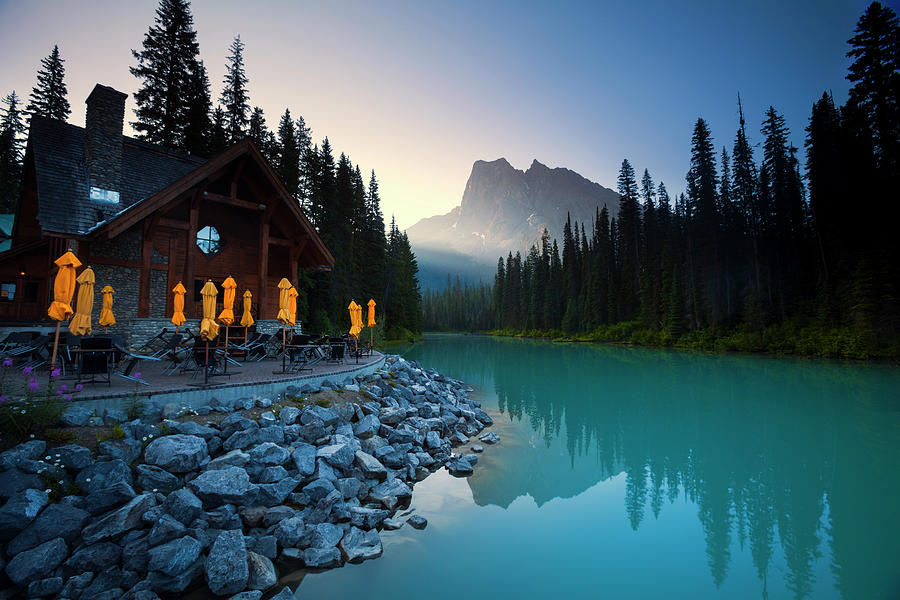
xmin=0 ymin=355 xmax=497 ymax=599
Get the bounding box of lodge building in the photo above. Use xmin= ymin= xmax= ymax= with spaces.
xmin=0 ymin=84 xmax=333 ymax=343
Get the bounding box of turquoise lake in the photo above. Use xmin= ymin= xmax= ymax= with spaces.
xmin=296 ymin=334 xmax=900 ymax=599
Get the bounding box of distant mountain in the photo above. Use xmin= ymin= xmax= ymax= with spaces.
xmin=407 ymin=158 xmax=619 ymax=289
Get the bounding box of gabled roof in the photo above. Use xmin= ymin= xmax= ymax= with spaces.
xmin=29 ymin=116 xmax=204 ymax=235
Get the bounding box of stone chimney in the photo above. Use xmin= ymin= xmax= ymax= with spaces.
xmin=84 ymin=84 xmax=127 ymax=194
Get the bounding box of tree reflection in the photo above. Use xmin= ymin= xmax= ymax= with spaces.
xmin=404 ymin=336 xmax=900 ymax=599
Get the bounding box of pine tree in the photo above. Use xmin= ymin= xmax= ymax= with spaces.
xmin=209 ymin=106 xmax=228 ymax=155
xmin=220 ymin=35 xmax=250 ymax=142
xmin=0 ymin=92 xmax=26 ymax=213
xmin=276 ymin=109 xmax=300 ymax=199
xmin=247 ymin=106 xmax=272 ymax=158
xmin=617 ymin=159 xmax=641 ymax=318
xmin=181 ymin=60 xmax=212 ymax=156
xmin=686 ymin=118 xmax=721 ymax=327
xmin=130 ymin=0 xmax=202 ymax=148
xmin=26 ymin=45 xmax=70 ymax=121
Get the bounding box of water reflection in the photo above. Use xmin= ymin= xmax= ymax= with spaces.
xmin=403 ymin=335 xmax=900 ymax=600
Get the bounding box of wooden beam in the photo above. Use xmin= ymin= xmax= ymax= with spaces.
xmin=184 ymin=197 xmax=199 ymax=309
xmin=166 ymin=236 xmax=177 ymax=319
xmin=202 ymin=191 xmax=262 ymax=212
xmin=269 ymin=236 xmax=298 ymax=247
xmin=138 ymin=214 xmax=160 ymax=317
xmin=230 ymin=157 xmax=247 ymax=201
xmin=158 ymin=218 xmax=189 ymax=231
xmin=258 ymin=221 xmax=269 ymax=319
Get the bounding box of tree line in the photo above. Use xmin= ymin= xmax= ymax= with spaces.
xmin=0 ymin=0 xmax=422 ymax=339
xmin=425 ymin=2 xmax=900 ymax=359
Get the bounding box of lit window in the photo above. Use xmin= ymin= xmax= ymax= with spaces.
xmin=196 ymin=225 xmax=222 ymax=255
xmin=0 ymin=283 xmax=15 ymax=301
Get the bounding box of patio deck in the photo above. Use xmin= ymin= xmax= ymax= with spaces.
xmin=56 ymin=349 xmax=386 ymax=413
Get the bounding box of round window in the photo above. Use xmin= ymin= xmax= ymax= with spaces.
xmin=196 ymin=225 xmax=222 ymax=255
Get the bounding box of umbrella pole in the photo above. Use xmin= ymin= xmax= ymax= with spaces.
xmin=281 ymin=325 xmax=286 ymax=373
xmin=223 ymin=325 xmax=229 ymax=374
xmin=49 ymin=321 xmax=62 ymax=373
xmin=204 ymin=339 xmax=209 ymax=385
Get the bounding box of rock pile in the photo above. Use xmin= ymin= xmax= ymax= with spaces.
xmin=0 ymin=356 xmax=494 ymax=599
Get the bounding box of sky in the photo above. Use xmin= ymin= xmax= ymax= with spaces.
xmin=0 ymin=0 xmax=892 ymax=230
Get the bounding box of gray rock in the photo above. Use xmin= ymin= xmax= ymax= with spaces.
xmin=162 ymin=488 xmax=203 ymax=525
xmin=424 ymin=430 xmax=443 ymax=450
xmin=370 ymin=478 xmax=412 ymax=504
xmin=61 ymin=405 xmax=92 ymax=426
xmin=349 ymin=506 xmax=390 ymax=529
xmin=269 ymin=586 xmax=296 ymax=600
xmin=248 ymin=441 xmax=290 ymax=466
xmin=65 ymin=541 xmax=122 ymax=572
xmin=147 ymin=513 xmax=187 ymax=546
xmin=84 ymin=481 xmax=137 ymax=515
xmin=56 ymin=444 xmax=93 ymax=470
xmin=303 ymin=547 xmax=342 ymax=569
xmin=291 ymin=443 xmax=317 ymax=477
xmin=146 ymin=561 xmax=202 ymax=594
xmin=246 ymin=551 xmax=277 ymax=591
xmin=258 ymin=465 xmax=289 ymax=483
xmin=335 ymin=477 xmax=362 ymax=500
xmin=353 ymin=414 xmax=381 ymax=439
xmin=407 ymin=514 xmax=428 ymax=529
xmin=472 ymin=444 xmax=484 ymax=453
xmin=303 ymin=478 xmax=336 ymax=502
xmin=382 ymin=518 xmax=403 ymax=530
xmin=206 ymin=530 xmax=249 ymax=596
xmin=279 ymin=406 xmax=300 ymax=426
xmin=220 ymin=413 xmax=255 ymax=437
xmin=147 ymin=535 xmax=203 ymax=577
xmin=228 ymin=592 xmax=263 ymax=600
xmin=172 ymin=421 xmax=218 ymax=439
xmin=262 ymin=506 xmax=295 ymax=528
xmin=188 ymin=466 xmax=256 ymax=505
xmin=255 ymin=535 xmax=278 ymax=559
xmin=26 ymin=576 xmax=63 ymax=597
xmin=0 ymin=440 xmax=46 ymax=469
xmin=5 ymin=537 xmax=68 ymax=585
xmin=259 ymin=411 xmax=277 ymax=426
xmin=223 ymin=428 xmax=260 ymax=451
xmin=317 ymin=443 xmax=355 ymax=469
xmin=0 ymin=488 xmax=48 ymax=540
xmin=76 ymin=459 xmax=134 ymax=493
xmin=60 ymin=570 xmax=95 ymax=597
xmin=0 ymin=468 xmax=42 ymax=499
xmin=273 ymin=516 xmax=307 ymax=548
xmin=122 ymin=589 xmax=162 ymax=600
xmin=135 ymin=464 xmax=180 ymax=494
xmin=144 ymin=434 xmax=209 ymax=473
xmin=354 ymin=450 xmax=387 ymax=480
xmin=449 ymin=432 xmax=469 ymax=446
xmin=81 ymin=493 xmax=157 ymax=544
xmin=479 ymin=431 xmax=500 ymax=444
xmin=309 ymin=522 xmax=343 ymax=548
xmin=8 ymin=502 xmax=88 ymax=554
xmin=103 ymin=407 xmax=129 ymax=425
xmin=379 ymin=407 xmax=405 ymax=425
xmin=301 ymin=405 xmax=338 ymax=426
xmin=206 ymin=449 xmax=251 ymax=470
xmin=257 ymin=425 xmax=285 ymax=445
xmin=256 ymin=478 xmax=300 ymax=507
xmin=339 ymin=526 xmax=383 ymax=562
xmin=461 ymin=453 xmax=478 ymax=465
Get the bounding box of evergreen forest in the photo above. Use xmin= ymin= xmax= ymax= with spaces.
xmin=424 ymin=2 xmax=900 ymax=359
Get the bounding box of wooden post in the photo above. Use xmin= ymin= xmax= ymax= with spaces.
xmin=258 ymin=221 xmax=269 ymax=318
xmin=49 ymin=321 xmax=61 ymax=372
xmin=185 ymin=199 xmax=199 ymax=313
xmin=138 ymin=215 xmax=160 ymax=318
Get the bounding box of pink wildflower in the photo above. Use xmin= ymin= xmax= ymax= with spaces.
xmin=28 ymin=378 xmax=39 ymax=391
xmin=50 ymin=368 xmax=60 ymax=378
xmin=22 ymin=366 xmax=32 ymax=375
xmin=2 ymin=358 xmax=12 ymax=367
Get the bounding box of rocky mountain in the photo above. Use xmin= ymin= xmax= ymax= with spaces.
xmin=407 ymin=158 xmax=619 ymax=288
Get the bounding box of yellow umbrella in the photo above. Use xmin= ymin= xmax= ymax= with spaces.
xmin=367 ymin=298 xmax=376 ymax=348
xmin=68 ymin=267 xmax=95 ymax=336
xmin=218 ymin=277 xmax=236 ymax=325
xmin=171 ymin=282 xmax=187 ymax=330
xmin=287 ymin=287 xmax=298 ymax=327
xmin=276 ymin=278 xmax=292 ymax=324
xmin=99 ymin=285 xmax=115 ymax=328
xmin=48 ymin=250 xmax=82 ymax=371
xmin=200 ymin=280 xmax=219 ymax=341
xmin=348 ymin=300 xmax=363 ymax=338
xmin=240 ymin=290 xmax=254 ymax=327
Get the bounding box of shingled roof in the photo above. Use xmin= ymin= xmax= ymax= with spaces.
xmin=29 ymin=116 xmax=205 ymax=235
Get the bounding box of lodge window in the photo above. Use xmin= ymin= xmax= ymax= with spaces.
xmin=0 ymin=283 xmax=14 ymax=301
xmin=196 ymin=225 xmax=222 ymax=255
xmin=23 ymin=282 xmax=38 ymax=303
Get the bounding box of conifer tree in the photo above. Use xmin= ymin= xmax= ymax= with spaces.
xmin=0 ymin=92 xmax=26 ymax=213
xmin=247 ymin=106 xmax=272 ymax=159
xmin=130 ymin=0 xmax=202 ymax=148
xmin=182 ymin=60 xmax=212 ymax=156
xmin=616 ymin=159 xmax=641 ymax=318
xmin=220 ymin=35 xmax=249 ymax=142
xmin=209 ymin=106 xmax=228 ymax=155
xmin=276 ymin=109 xmax=301 ymax=199
xmin=26 ymin=45 xmax=70 ymax=122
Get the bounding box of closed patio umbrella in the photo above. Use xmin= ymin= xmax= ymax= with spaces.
xmin=99 ymin=285 xmax=115 ymax=330
xmin=171 ymin=282 xmax=187 ymax=331
xmin=287 ymin=287 xmax=298 ymax=328
xmin=274 ymin=278 xmax=292 ymax=373
xmin=240 ymin=290 xmax=254 ymax=346
xmin=348 ymin=300 xmax=363 ymax=363
xmin=199 ymin=280 xmax=219 ymax=385
xmin=68 ymin=267 xmax=95 ymax=337
xmin=218 ymin=277 xmax=236 ymax=373
xmin=367 ymin=298 xmax=376 ymax=349
xmin=48 ymin=250 xmax=82 ymax=371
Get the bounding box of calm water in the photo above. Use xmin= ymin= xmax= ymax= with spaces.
xmin=297 ymin=335 xmax=900 ymax=600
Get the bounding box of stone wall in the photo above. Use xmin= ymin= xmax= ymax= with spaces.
xmin=92 ymin=230 xmax=140 ymax=263
xmin=91 ymin=263 xmax=139 ymax=324
xmin=149 ymin=270 xmax=168 ymax=318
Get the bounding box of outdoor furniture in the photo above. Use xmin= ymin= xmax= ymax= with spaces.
xmin=287 ymin=335 xmax=325 ymax=372
xmin=327 ymin=340 xmax=345 ymax=364
xmin=245 ymin=333 xmax=275 ymax=361
xmin=188 ymin=339 xmax=230 ymax=384
xmin=74 ymin=337 xmax=114 ymax=386
xmin=0 ymin=331 xmax=40 ymax=354
xmin=114 ymin=341 xmax=161 ymax=386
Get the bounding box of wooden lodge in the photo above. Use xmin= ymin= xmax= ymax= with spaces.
xmin=0 ymin=84 xmax=333 ymax=340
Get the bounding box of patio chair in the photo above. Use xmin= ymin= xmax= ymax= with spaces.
xmin=113 ymin=341 xmax=160 ymax=386
xmin=327 ymin=341 xmax=345 ymax=364
xmin=76 ymin=337 xmax=113 ymax=386
xmin=0 ymin=331 xmax=39 ymax=354
xmin=245 ymin=333 xmax=275 ymax=361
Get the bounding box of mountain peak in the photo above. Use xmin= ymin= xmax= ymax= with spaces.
xmin=528 ymin=159 xmax=549 ymax=171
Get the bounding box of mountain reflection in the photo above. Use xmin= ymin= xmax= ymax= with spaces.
xmin=403 ymin=335 xmax=900 ymax=600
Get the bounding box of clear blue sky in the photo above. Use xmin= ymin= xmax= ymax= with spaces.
xmin=0 ymin=0 xmax=890 ymax=228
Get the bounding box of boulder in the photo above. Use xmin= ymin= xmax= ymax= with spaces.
xmin=76 ymin=459 xmax=134 ymax=493
xmin=81 ymin=493 xmax=157 ymax=545
xmin=26 ymin=576 xmax=64 ymax=598
xmin=302 ymin=478 xmax=336 ymax=502
xmin=269 ymin=586 xmax=296 ymax=600
xmin=446 ymin=458 xmax=474 ymax=477
xmin=56 ymin=444 xmax=93 ymax=470
xmin=147 ymin=535 xmax=203 ymax=577
xmin=0 ymin=440 xmax=46 ymax=469
xmin=338 ymin=526 xmax=383 ymax=563
xmin=349 ymin=506 xmax=390 ymax=529
xmin=354 ymin=450 xmax=387 ymax=480
xmin=246 ymin=551 xmax=277 ymax=591
xmin=223 ymin=428 xmax=260 ymax=451
xmin=303 ymin=547 xmax=342 ymax=569
xmin=206 ymin=530 xmax=249 ymax=596
xmin=272 ymin=516 xmax=308 ymax=548
xmin=479 ymin=431 xmax=500 ymax=444
xmin=228 ymin=592 xmax=263 ymax=600
xmin=0 ymin=468 xmax=43 ymax=499
xmin=335 ymin=477 xmax=362 ymax=500
xmin=59 ymin=570 xmax=95 ymax=598
xmin=378 ymin=407 xmax=405 ymax=425
xmin=258 ymin=465 xmax=289 ymax=483
xmin=291 ymin=443 xmax=317 ymax=478
xmin=353 ymin=414 xmax=380 ymax=439
xmin=254 ymin=535 xmax=278 ymax=559
xmin=472 ymin=444 xmax=484 ymax=453
xmin=172 ymin=421 xmax=218 ymax=439
xmin=147 ymin=514 xmax=187 ymax=546
xmin=7 ymin=502 xmax=89 ymax=554
xmin=248 ymin=442 xmax=290 ymax=466
xmin=135 ymin=464 xmax=180 ymax=494
xmin=162 ymin=488 xmax=203 ymax=525
xmin=317 ymin=443 xmax=355 ymax=469
xmin=262 ymin=506 xmax=295 ymax=528
xmin=407 ymin=514 xmax=428 ymax=530
xmin=370 ymin=478 xmax=412 ymax=504
xmin=382 ymin=518 xmax=403 ymax=530
xmin=308 ymin=522 xmax=343 ymax=549
xmin=144 ymin=435 xmax=209 ymax=473
xmin=256 ymin=478 xmax=300 ymax=507
xmin=0 ymin=488 xmax=48 ymax=540
xmin=84 ymin=481 xmax=137 ymax=515
xmin=206 ymin=449 xmax=251 ymax=471
xmin=279 ymin=406 xmax=300 ymax=426
xmin=61 ymin=405 xmax=92 ymax=426
xmin=301 ymin=405 xmax=338 ymax=427
xmin=188 ymin=466 xmax=256 ymax=505
xmin=5 ymin=537 xmax=68 ymax=585
xmin=257 ymin=426 xmax=285 ymax=445
xmin=64 ymin=541 xmax=122 ymax=572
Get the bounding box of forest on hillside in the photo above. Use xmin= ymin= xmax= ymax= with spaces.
xmin=0 ymin=0 xmax=422 ymax=340
xmin=424 ymin=2 xmax=900 ymax=359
